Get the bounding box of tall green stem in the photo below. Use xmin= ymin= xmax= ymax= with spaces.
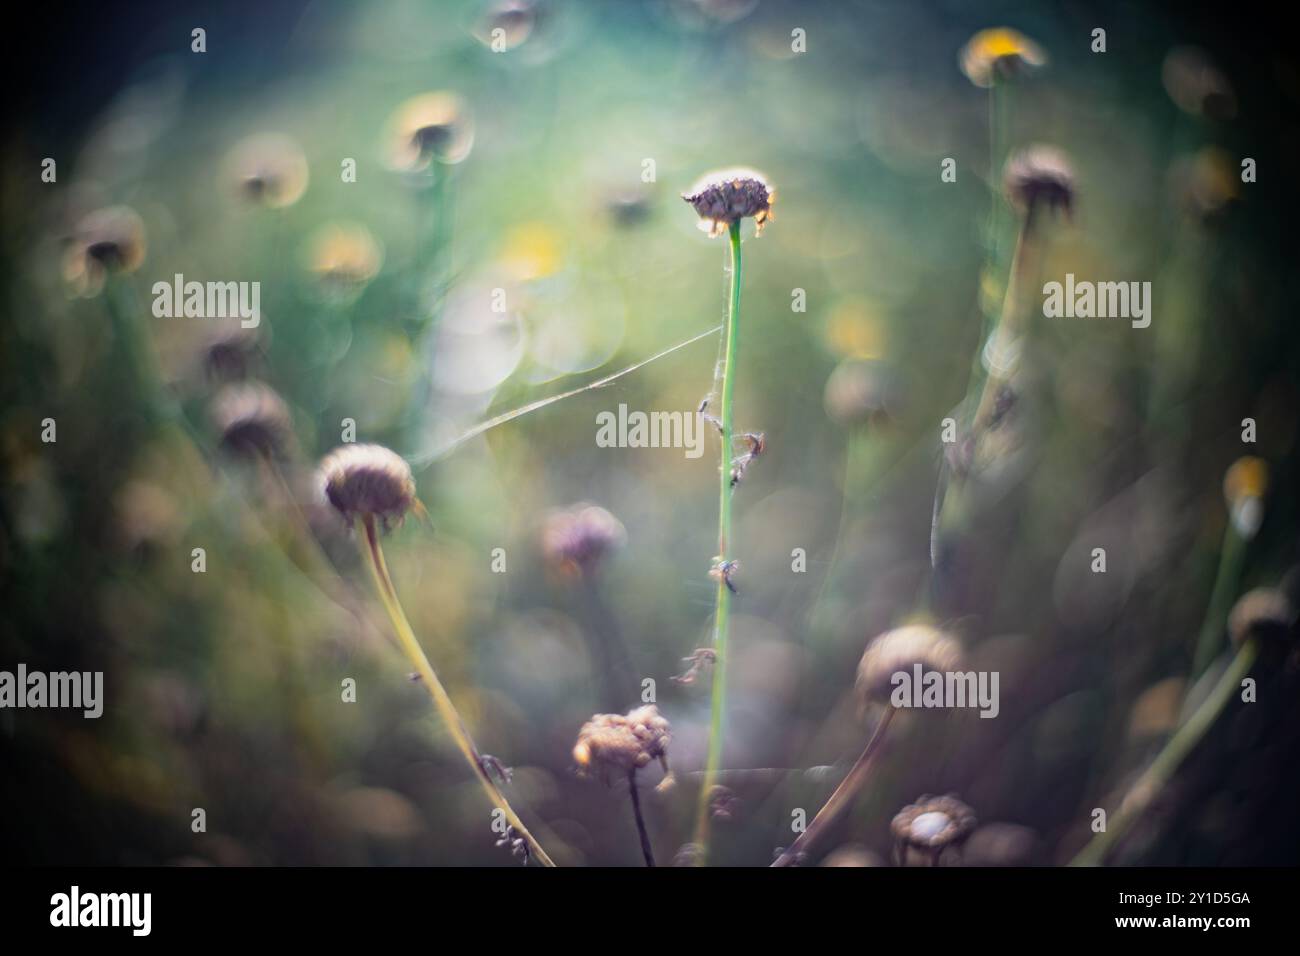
xmin=693 ymin=221 xmax=743 ymax=861
xmin=1070 ymin=639 xmax=1258 ymax=866
xmin=358 ymin=515 xmax=556 ymax=866
xmin=1191 ymin=526 xmax=1247 ymax=677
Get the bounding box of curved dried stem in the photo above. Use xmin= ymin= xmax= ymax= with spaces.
xmin=358 ymin=514 xmax=555 ymax=867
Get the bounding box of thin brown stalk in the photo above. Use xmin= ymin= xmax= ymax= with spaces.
xmin=771 ymin=708 xmax=895 ymax=867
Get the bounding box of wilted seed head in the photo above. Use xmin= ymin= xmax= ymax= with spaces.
xmin=211 ymin=382 xmax=293 ymax=460
xmin=856 ymin=625 xmax=964 ymax=709
xmin=1003 ymin=146 xmax=1075 ymax=221
xmin=891 ymin=794 xmax=977 ymax=861
xmin=1228 ymin=588 xmax=1296 ymax=650
xmin=823 ymin=359 xmax=903 ymax=427
xmin=1223 ymin=456 xmax=1268 ymax=539
xmin=305 ymin=222 xmax=383 ymax=292
xmin=959 ymin=28 xmax=1047 ymax=88
xmin=387 ymin=92 xmax=474 ymax=171
xmin=317 ymin=444 xmax=417 ymax=528
xmin=682 ymin=168 xmax=774 ymax=237
xmin=63 ymin=206 xmax=146 ymax=294
xmin=224 ymin=133 xmax=309 ymax=209
xmin=541 ymin=503 xmax=626 ymax=577
xmin=573 ymin=704 xmax=671 ymax=778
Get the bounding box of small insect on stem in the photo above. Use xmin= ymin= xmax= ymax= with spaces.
xmin=479 ymin=754 xmax=513 ymax=785
xmin=699 ymin=396 xmax=722 ymax=433
xmin=730 ymin=431 xmax=765 ymax=487
xmin=672 ymin=648 xmax=718 ymax=685
xmin=709 ymin=558 xmax=740 ymax=594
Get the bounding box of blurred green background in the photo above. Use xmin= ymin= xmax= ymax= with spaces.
xmin=2 ymin=0 xmax=1298 ymax=866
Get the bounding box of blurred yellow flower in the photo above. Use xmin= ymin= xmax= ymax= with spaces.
xmin=499 ymin=221 xmax=562 ymax=281
xmin=960 ymin=28 xmax=1047 ymax=87
xmin=823 ymin=297 xmax=885 ymax=360
xmin=304 ymin=222 xmax=382 ymax=291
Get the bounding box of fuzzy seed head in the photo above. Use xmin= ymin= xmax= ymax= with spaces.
xmin=1004 ymin=145 xmax=1075 ymax=220
xmin=857 ymin=625 xmax=964 ymax=709
xmin=682 ymin=168 xmax=774 ymax=237
xmin=211 ymin=382 xmax=293 ymax=460
xmin=960 ymin=28 xmax=1047 ymax=88
xmin=1224 ymin=456 xmax=1268 ymax=539
xmin=573 ymin=704 xmax=671 ymax=778
xmin=891 ymin=793 xmax=977 ymax=852
xmin=317 ymin=444 xmax=417 ymax=527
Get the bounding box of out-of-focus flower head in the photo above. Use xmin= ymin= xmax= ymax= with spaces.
xmin=200 ymin=323 xmax=264 ymax=383
xmin=317 ymin=444 xmax=417 ymax=529
xmin=1223 ymin=456 xmax=1268 ymax=539
xmin=211 ymin=382 xmax=294 ymax=460
xmin=541 ymin=502 xmax=626 ymax=578
xmin=573 ymin=704 xmax=671 ymax=781
xmin=823 ymin=359 xmax=903 ymax=427
xmin=891 ymin=793 xmax=977 ymax=865
xmin=474 ymin=0 xmax=540 ymax=52
xmin=1171 ymin=147 xmax=1241 ymax=224
xmin=1228 ymin=588 xmax=1296 ymax=651
xmin=856 ymin=624 xmax=964 ymax=711
xmin=1162 ymin=46 xmax=1236 ymax=120
xmin=223 ymin=133 xmax=309 ymax=209
xmin=682 ymin=168 xmax=774 ymax=237
xmin=386 ymin=92 xmax=475 ymax=171
xmin=1004 ymin=145 xmax=1075 ymax=221
xmin=304 ymin=222 xmax=383 ymax=296
xmin=63 ymin=206 xmax=146 ymax=295
xmin=961 ymin=823 xmax=1039 ymax=866
xmin=960 ymin=28 xmax=1047 ymax=87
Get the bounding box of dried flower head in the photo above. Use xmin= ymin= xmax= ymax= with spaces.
xmin=823 ymin=359 xmax=903 ymax=427
xmin=1228 ymin=588 xmax=1296 ymax=650
xmin=317 ymin=443 xmax=417 ymax=528
xmin=891 ymin=794 xmax=977 ymax=864
xmin=960 ymin=28 xmax=1047 ymax=88
xmin=210 ymin=382 xmax=293 ymax=460
xmin=856 ymin=625 xmax=964 ymax=709
xmin=305 ymin=222 xmax=383 ymax=294
xmin=1224 ymin=456 xmax=1268 ymax=540
xmin=223 ymin=133 xmax=309 ymax=209
xmin=573 ymin=704 xmax=671 ymax=779
xmin=387 ymin=91 xmax=475 ymax=171
xmin=1003 ymin=145 xmax=1076 ymax=220
xmin=63 ymin=206 xmax=146 ymax=294
xmin=682 ymin=168 xmax=774 ymax=237
xmin=541 ymin=502 xmax=626 ymax=577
